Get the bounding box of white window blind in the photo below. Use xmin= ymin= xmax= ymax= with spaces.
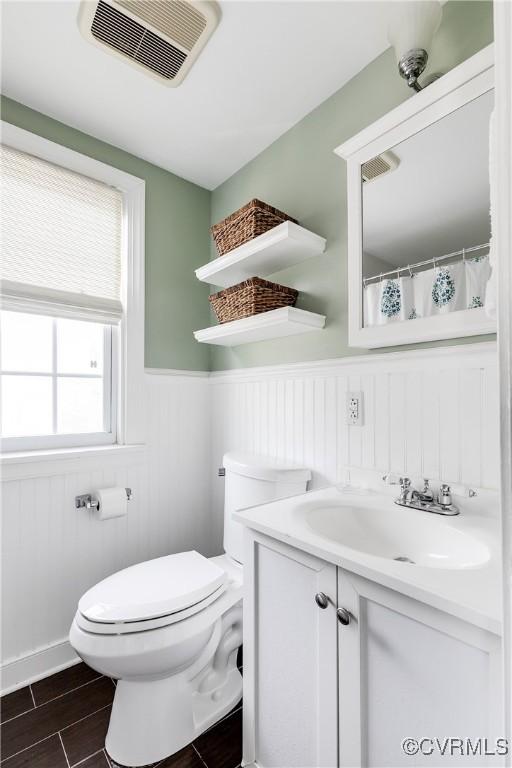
xmin=0 ymin=144 xmax=123 ymax=323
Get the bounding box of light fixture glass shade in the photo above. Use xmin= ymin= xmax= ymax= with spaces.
xmin=387 ymin=1 xmax=443 ymax=63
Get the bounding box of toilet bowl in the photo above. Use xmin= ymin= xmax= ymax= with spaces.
xmin=69 ymin=452 xmax=310 ymax=767
xmin=70 ymin=553 xmax=243 ymax=766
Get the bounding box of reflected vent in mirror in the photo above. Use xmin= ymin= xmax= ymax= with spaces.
xmin=79 ymin=0 xmax=220 ymax=87
xmin=362 ymin=151 xmax=399 ymax=183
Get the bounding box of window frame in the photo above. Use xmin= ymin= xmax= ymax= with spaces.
xmin=0 ymin=122 xmax=146 ymax=455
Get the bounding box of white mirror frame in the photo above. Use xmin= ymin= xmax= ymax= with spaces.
xmin=334 ymin=44 xmax=496 ymax=349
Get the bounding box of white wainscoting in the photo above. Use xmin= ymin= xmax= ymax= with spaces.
xmin=210 ymin=342 xmax=499 ymax=550
xmin=0 ymin=341 xmax=500 ymax=691
xmin=0 ymin=371 xmax=212 ymax=693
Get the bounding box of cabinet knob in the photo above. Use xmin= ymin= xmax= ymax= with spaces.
xmin=315 ymin=592 xmax=330 ymax=609
xmin=337 ymin=607 xmax=351 ymax=626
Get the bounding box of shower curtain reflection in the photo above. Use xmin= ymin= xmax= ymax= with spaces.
xmin=364 ymin=255 xmax=491 ymax=327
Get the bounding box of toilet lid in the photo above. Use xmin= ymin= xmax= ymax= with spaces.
xmin=78 ymin=551 xmax=227 ymax=623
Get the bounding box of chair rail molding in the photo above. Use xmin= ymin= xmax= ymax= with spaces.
xmin=209 ymin=340 xmax=497 ymax=382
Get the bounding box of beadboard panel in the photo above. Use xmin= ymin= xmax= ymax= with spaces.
xmin=0 ymin=343 xmax=500 ymax=689
xmin=210 ymin=343 xmax=499 ymax=550
xmin=0 ymin=372 xmax=212 ymax=684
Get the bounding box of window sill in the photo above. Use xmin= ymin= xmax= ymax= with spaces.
xmin=0 ymin=443 xmax=147 ymax=481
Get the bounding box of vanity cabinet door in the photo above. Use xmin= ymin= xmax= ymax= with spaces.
xmin=243 ymin=530 xmax=338 ymax=768
xmin=337 ymin=569 xmax=503 ymax=768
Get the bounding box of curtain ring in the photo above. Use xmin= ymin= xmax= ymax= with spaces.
xmin=408 ymin=264 xmax=413 ymax=278
xmin=462 ymin=247 xmax=466 ymax=262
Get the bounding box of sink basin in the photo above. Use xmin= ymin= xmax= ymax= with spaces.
xmin=301 ymin=502 xmax=490 ymax=569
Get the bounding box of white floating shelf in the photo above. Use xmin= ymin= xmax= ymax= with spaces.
xmin=195 ymin=221 xmax=326 ymax=288
xmin=194 ymin=307 xmax=326 ymax=346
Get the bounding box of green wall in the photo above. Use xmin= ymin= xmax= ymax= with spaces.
xmin=1 ymin=96 xmax=212 ymax=371
xmin=210 ymin=0 xmax=494 ymax=371
xmin=1 ymin=1 xmax=494 ymax=373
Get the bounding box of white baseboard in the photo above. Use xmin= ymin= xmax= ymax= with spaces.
xmin=1 ymin=638 xmax=79 ymax=695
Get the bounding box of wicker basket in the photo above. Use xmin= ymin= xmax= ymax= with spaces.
xmin=210 ymin=199 xmax=298 ymax=256
xmin=209 ymin=277 xmax=298 ymax=324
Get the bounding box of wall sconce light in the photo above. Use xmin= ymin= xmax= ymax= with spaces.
xmin=387 ymin=1 xmax=443 ymax=92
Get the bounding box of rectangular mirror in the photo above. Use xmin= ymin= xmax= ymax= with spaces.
xmin=335 ymin=46 xmax=496 ymax=348
xmin=362 ymin=91 xmax=492 ymax=328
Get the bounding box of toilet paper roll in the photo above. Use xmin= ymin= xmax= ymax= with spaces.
xmin=96 ymin=487 xmax=128 ymax=520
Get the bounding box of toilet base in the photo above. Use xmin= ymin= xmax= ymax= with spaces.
xmin=106 ymin=664 xmax=242 ymax=767
xmin=69 ymin=562 xmax=244 ymax=768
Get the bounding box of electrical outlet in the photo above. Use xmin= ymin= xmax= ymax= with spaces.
xmin=347 ymin=391 xmax=364 ymax=426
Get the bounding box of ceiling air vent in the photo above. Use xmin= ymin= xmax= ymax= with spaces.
xmin=361 ymin=151 xmax=399 ymax=183
xmin=78 ymin=0 xmax=220 ymax=86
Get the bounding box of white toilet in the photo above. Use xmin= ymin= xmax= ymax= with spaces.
xmin=69 ymin=452 xmax=310 ymax=767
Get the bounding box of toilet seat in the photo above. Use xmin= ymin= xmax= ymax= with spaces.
xmin=76 ymin=583 xmax=227 ymax=635
xmin=77 ymin=551 xmax=228 ymax=635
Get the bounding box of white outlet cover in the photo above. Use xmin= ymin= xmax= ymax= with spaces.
xmin=347 ymin=391 xmax=364 ymax=426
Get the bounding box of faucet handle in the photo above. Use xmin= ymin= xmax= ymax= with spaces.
xmin=422 ymin=478 xmax=430 ymax=493
xmin=438 ymin=483 xmax=453 ymax=507
xmin=400 ymin=477 xmax=411 ymax=490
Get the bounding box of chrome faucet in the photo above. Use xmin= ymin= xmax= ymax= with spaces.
xmin=384 ymin=475 xmax=459 ymax=516
xmin=413 ymin=478 xmax=434 ymax=504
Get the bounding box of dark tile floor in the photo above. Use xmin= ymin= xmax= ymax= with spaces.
xmin=0 ymin=650 xmax=243 ymax=768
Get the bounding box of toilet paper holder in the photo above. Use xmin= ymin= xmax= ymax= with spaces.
xmin=75 ymin=488 xmax=132 ymax=510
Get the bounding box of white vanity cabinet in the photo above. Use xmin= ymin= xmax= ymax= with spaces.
xmin=243 ymin=531 xmax=338 ymax=768
xmin=337 ymin=569 xmax=503 ymax=768
xmin=243 ymin=530 xmax=503 ymax=768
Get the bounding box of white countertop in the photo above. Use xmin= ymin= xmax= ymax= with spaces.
xmin=234 ymin=485 xmax=502 ymax=636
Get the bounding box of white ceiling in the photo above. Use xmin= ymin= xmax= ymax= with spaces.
xmin=0 ymin=0 xmax=394 ymax=189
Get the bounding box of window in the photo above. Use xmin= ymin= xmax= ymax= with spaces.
xmin=0 ymin=312 xmax=115 ymax=449
xmin=0 ymin=142 xmax=125 ymax=452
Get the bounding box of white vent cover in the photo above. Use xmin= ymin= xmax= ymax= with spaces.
xmin=78 ymin=0 xmax=220 ymax=86
xmin=361 ymin=151 xmax=399 ymax=183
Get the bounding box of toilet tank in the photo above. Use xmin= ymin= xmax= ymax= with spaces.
xmin=223 ymin=452 xmax=311 ymax=564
